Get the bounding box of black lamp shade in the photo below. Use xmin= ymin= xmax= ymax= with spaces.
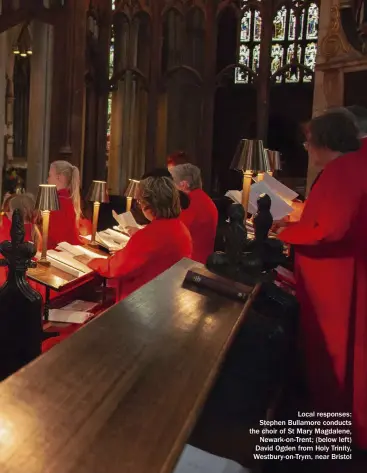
xmin=124 ymin=179 xmax=140 ymax=199
xmin=87 ymin=181 xmax=109 ymax=203
xmin=35 ymin=185 xmax=60 ymax=211
xmin=266 ymin=149 xmax=282 ymax=171
xmin=230 ymin=139 xmax=271 ymax=173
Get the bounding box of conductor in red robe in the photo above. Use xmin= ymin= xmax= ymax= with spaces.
xmin=278 ymin=110 xmax=367 ymax=450
xmin=170 ymin=164 xmax=218 ymax=264
xmin=87 ymin=176 xmax=192 ymax=301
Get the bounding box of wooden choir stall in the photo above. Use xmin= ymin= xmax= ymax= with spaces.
xmin=0 ymin=208 xmax=298 ymax=473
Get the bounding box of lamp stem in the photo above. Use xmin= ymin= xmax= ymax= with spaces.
xmin=91 ymin=201 xmax=100 ymax=245
xmin=242 ymin=171 xmax=253 ymax=222
xmin=257 ymin=173 xmax=265 ymax=182
xmin=268 ymin=171 xmax=273 ymax=177
xmin=39 ymin=210 xmax=50 ymax=266
xmin=126 ymin=196 xmax=132 ymax=212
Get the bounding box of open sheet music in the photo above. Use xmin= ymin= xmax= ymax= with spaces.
xmin=225 ymin=180 xmax=294 ymax=221
xmin=83 ymin=230 xmax=130 ymax=252
xmin=173 ymin=445 xmax=248 ymax=473
xmin=112 ymin=210 xmax=144 ymax=232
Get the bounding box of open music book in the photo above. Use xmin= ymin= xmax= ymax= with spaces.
xmin=36 ymin=249 xmax=93 ymax=278
xmin=225 ymin=181 xmax=293 ymax=221
xmin=56 ymin=242 xmax=108 ymax=260
xmin=112 ymin=210 xmax=144 ymax=232
xmin=173 ymin=445 xmax=248 ymax=473
xmin=83 ymin=229 xmax=130 ymax=252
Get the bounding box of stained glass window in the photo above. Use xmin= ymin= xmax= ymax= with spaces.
xmin=107 ymin=8 xmax=115 ymax=150
xmin=306 ymin=3 xmax=319 ymax=40
xmin=271 ymin=44 xmax=284 ymax=83
xmin=241 ymin=11 xmax=251 ymax=42
xmin=252 ymin=44 xmax=260 ymax=72
xmin=273 ymin=6 xmax=287 ymax=41
xmin=236 ymin=1 xmax=320 ymax=85
xmin=235 ymin=6 xmax=262 ymax=84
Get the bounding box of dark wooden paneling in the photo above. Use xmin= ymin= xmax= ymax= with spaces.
xmin=344 ymin=70 xmax=367 ymax=108
xmin=0 ymin=259 xmax=257 ymax=473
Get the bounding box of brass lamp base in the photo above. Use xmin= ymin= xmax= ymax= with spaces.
xmin=38 ymin=258 xmax=51 ymax=267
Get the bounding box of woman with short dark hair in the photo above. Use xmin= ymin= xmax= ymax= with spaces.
xmin=87 ymin=176 xmax=192 ymax=301
xmin=278 ymin=110 xmax=367 ymax=450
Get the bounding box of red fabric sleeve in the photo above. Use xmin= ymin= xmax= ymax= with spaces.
xmin=278 ymin=165 xmax=360 ymax=246
xmin=88 ymin=231 xmax=152 ymax=279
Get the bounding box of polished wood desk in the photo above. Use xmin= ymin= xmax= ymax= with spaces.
xmin=0 ymin=259 xmax=259 ymax=473
xmin=26 ymin=245 xmax=107 ymax=320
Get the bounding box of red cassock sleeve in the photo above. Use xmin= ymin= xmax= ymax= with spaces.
xmin=278 ymin=165 xmax=361 ymax=246
xmin=88 ymin=231 xmax=151 ymax=280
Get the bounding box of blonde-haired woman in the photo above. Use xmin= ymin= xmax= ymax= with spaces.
xmin=47 ymin=160 xmax=81 ymax=248
xmin=0 ymin=193 xmax=42 ymax=286
xmin=86 ymin=176 xmax=193 ymax=301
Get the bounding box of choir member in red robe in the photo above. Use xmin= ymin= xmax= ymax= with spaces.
xmin=87 ymin=176 xmax=192 ymax=301
xmin=170 ymin=164 xmax=218 ymax=264
xmin=278 ymin=110 xmax=367 ymax=450
xmin=46 ymin=160 xmax=82 ymax=249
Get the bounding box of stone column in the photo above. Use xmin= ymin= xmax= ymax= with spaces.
xmin=0 ymin=31 xmax=7 ymax=195
xmin=307 ymin=0 xmax=336 ymax=194
xmin=26 ymin=21 xmax=53 ymax=195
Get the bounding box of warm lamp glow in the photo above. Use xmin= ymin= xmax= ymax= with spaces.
xmin=230 ymin=139 xmax=270 ymax=220
xmin=124 ymin=179 xmax=140 ymax=212
xmin=87 ymin=180 xmax=109 ymax=245
xmin=35 ymin=185 xmax=60 ymax=266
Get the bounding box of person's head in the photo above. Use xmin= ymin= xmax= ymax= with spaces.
xmin=142 ymin=168 xmax=190 ymax=209
xmin=7 ymin=193 xmax=38 ymax=224
xmin=170 ymin=163 xmax=202 ymax=194
xmin=137 ymin=176 xmax=181 ymax=222
xmin=167 ymin=151 xmax=190 ymax=172
xmin=48 ymin=160 xmax=81 ymax=219
xmin=345 ymin=105 xmax=367 ymax=137
xmin=306 ymin=110 xmax=360 ymax=167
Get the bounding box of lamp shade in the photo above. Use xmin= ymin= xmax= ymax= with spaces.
xmin=35 ymin=185 xmax=60 ymax=211
xmin=230 ymin=139 xmax=271 ymax=173
xmin=266 ymin=149 xmax=282 ymax=171
xmin=86 ymin=180 xmax=109 ymax=203
xmin=124 ymin=179 xmax=140 ymax=199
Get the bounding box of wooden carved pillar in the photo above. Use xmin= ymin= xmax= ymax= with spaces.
xmin=256 ymin=1 xmax=273 ymax=144
xmin=50 ymin=0 xmax=87 ymax=169
xmin=145 ymin=1 xmax=160 ymax=172
xmin=200 ymin=1 xmax=216 ymax=190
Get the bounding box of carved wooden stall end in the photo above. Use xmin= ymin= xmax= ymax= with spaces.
xmin=0 ymin=209 xmax=43 ymax=381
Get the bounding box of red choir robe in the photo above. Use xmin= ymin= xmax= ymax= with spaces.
xmin=88 ymin=218 xmax=192 ymax=301
xmin=180 ymin=189 xmax=218 ymax=264
xmin=278 ymin=139 xmax=367 ymax=450
xmin=48 ymin=188 xmax=79 ymax=249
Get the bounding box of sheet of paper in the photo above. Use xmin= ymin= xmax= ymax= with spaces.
xmin=62 ymin=300 xmax=98 ymax=312
xmin=83 ymin=233 xmax=122 ymax=252
xmin=173 ymin=445 xmax=248 ymax=473
xmin=48 ymin=309 xmax=92 ymax=324
xmin=36 ymin=252 xmax=84 ymax=278
xmin=262 ymin=173 xmax=298 ymax=202
xmin=48 ymin=250 xmax=93 ymax=274
xmin=225 ymin=190 xmax=242 ymax=205
xmin=250 ymin=182 xmax=293 ymax=221
xmin=56 ymin=242 xmax=108 ymax=260
xmin=112 ymin=210 xmax=143 ymax=230
xmin=225 ymin=186 xmax=293 ymax=220
xmin=103 ymin=228 xmax=130 ymax=245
